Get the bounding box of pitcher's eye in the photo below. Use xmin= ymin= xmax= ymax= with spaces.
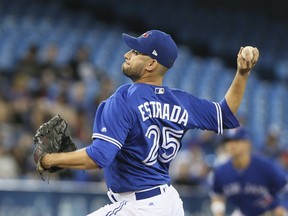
xmin=132 ymin=50 xmax=140 ymax=55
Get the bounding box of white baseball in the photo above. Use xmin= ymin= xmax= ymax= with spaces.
xmin=241 ymin=46 xmax=254 ymax=61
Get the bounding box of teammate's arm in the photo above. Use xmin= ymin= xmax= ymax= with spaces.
xmin=224 ymin=47 xmax=259 ymax=114
xmin=41 ymin=148 xmax=99 ymax=170
xmin=210 ymin=195 xmax=226 ymax=216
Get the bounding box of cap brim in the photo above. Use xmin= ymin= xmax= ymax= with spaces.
xmin=122 ymin=33 xmax=144 ymax=53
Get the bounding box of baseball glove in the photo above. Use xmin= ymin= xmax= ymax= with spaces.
xmin=33 ymin=115 xmax=77 ymax=179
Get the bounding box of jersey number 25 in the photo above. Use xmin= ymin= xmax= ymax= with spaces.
xmin=142 ymin=125 xmax=183 ymax=166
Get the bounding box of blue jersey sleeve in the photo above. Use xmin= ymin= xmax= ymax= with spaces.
xmin=87 ymin=90 xmax=134 ymax=167
xmin=86 ymin=139 xmax=119 ymax=168
xmin=183 ymin=93 xmax=239 ymax=134
xmin=219 ymin=98 xmax=240 ymax=129
xmin=92 ymin=93 xmax=134 ymax=149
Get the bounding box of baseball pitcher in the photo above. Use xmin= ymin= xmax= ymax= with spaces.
xmin=33 ymin=30 xmax=259 ymax=215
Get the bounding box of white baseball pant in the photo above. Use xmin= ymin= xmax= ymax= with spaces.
xmin=87 ymin=184 xmax=184 ymax=216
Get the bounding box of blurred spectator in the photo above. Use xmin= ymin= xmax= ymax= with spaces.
xmin=0 ymin=38 xmax=113 ymax=182
xmin=16 ymin=44 xmax=41 ymax=78
xmin=213 ymin=142 xmax=231 ymax=167
xmin=0 ymin=144 xmax=19 ymax=178
xmin=10 ymin=132 xmax=35 ymax=177
xmin=35 ymin=66 xmax=58 ymax=98
xmin=9 ymin=73 xmax=30 ymax=99
xmin=170 ymin=143 xmax=210 ymax=187
xmin=40 ymin=43 xmax=60 ymax=78
xmin=69 ymin=45 xmax=105 ymax=83
xmin=261 ymin=124 xmax=282 ymax=160
xmin=198 ymin=130 xmax=221 ymax=154
xmin=92 ymin=75 xmax=115 ymax=109
xmin=0 ymin=96 xmax=13 ymax=124
xmin=73 ymin=109 xmax=94 ymax=145
xmin=36 ymin=92 xmax=78 ymax=131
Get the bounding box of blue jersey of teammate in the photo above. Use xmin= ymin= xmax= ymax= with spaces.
xmin=86 ymin=83 xmax=239 ymax=193
xmin=212 ymin=154 xmax=287 ymax=216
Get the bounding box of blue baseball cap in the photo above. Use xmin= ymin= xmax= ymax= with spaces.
xmin=122 ymin=30 xmax=178 ymax=68
xmin=223 ymin=127 xmax=250 ymax=142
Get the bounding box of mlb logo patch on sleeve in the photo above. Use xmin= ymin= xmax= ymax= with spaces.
xmin=155 ymin=88 xmax=165 ymax=94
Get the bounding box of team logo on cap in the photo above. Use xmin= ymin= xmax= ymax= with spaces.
xmin=152 ymin=50 xmax=158 ymax=56
xmin=142 ymin=31 xmax=152 ymax=38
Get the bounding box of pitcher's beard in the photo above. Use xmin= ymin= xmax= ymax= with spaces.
xmin=122 ymin=64 xmax=141 ymax=82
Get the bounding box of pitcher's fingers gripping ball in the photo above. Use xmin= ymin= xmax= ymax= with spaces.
xmin=237 ymin=46 xmax=259 ymax=74
xmin=33 ymin=115 xmax=77 ymax=180
xmin=241 ymin=46 xmax=255 ymax=61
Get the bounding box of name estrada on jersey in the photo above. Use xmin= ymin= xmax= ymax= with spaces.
xmin=86 ymin=83 xmax=239 ymax=193
xmin=138 ymin=101 xmax=188 ymax=126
